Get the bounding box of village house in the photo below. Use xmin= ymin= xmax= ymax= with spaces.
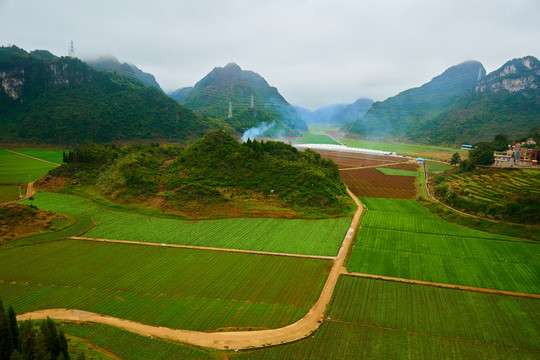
xmin=493 ymin=149 xmax=515 ymax=167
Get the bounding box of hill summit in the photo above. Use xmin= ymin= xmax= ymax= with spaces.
xmin=170 ymin=63 xmax=307 ymax=136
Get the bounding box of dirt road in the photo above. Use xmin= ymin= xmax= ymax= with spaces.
xmin=320 ymin=131 xmax=345 ymax=146
xmin=18 ymin=189 xmax=363 ymax=350
xmin=71 ymin=236 xmax=337 ymax=260
xmin=342 ymin=270 xmax=540 ymax=300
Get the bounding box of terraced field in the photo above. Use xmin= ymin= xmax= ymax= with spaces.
xmin=348 ymin=197 xmax=540 ymax=294
xmin=441 ymin=167 xmax=540 ymax=206
xmin=1 ymin=239 xmax=331 ymax=331
xmin=233 ymin=276 xmax=540 ymax=359
xmin=20 ymin=192 xmax=350 ymax=256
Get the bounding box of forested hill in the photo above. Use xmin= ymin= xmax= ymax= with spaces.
xmin=0 ymin=46 xmax=230 ymax=145
xmin=86 ymin=55 xmax=163 ymax=91
xmin=345 ymin=56 xmax=540 ymax=146
xmin=50 ymin=130 xmax=354 ymax=217
xmin=170 ymin=63 xmax=307 ymax=135
xmin=344 ymin=60 xmax=485 ymax=141
xmin=412 ymin=56 xmax=540 ymax=145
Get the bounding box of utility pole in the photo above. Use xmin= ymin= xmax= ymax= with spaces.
xmin=228 ymin=102 xmax=232 ymax=118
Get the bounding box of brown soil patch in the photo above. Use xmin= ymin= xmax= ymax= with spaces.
xmin=381 ymin=163 xmax=419 ymax=171
xmin=314 ymin=150 xmax=406 ymax=169
xmin=341 ymin=168 xmax=417 ymax=199
xmin=34 ymin=175 xmax=70 ymax=191
xmin=0 ymin=203 xmax=68 ymax=242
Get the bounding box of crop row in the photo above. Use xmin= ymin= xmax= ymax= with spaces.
xmin=375 ymin=167 xmax=417 ymax=176
xmin=341 ymin=169 xmax=417 ymax=199
xmin=0 ymin=149 xmax=59 ymax=183
xmin=62 ymin=323 xmax=211 ymax=360
xmin=234 ymin=276 xmax=540 ymax=359
xmin=0 ymin=239 xmax=332 ymax=330
xmin=23 ymin=192 xmax=351 ymax=256
xmin=348 ymin=197 xmax=539 ymax=293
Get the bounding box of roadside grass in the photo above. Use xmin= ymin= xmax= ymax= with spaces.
xmin=1 ymin=239 xmax=331 ymax=331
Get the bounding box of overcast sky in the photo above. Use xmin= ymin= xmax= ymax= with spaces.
xmin=1 ymin=0 xmax=539 ymax=110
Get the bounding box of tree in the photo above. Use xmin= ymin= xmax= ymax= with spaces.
xmin=450 ymin=152 xmax=461 ymax=165
xmin=7 ymin=306 xmax=19 ymax=351
xmin=0 ymin=298 xmax=14 ymax=360
xmin=18 ymin=320 xmax=36 ymax=360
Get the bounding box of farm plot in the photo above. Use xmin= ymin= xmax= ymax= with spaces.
xmin=0 ymin=185 xmax=22 ymax=202
xmin=348 ymin=198 xmax=539 ymax=293
xmin=21 ymin=192 xmax=350 ymax=256
xmin=341 ymin=168 xmax=417 ymax=199
xmin=314 ymin=150 xmax=406 ymax=169
xmin=0 ymin=149 xmax=59 ymax=183
xmin=0 ymin=239 xmax=332 ymax=331
xmin=375 ymin=167 xmax=417 ymax=176
xmin=6 ymin=149 xmax=64 ymax=164
xmin=233 ymin=276 xmax=540 ymax=359
xmin=61 ymin=323 xmax=212 ymax=360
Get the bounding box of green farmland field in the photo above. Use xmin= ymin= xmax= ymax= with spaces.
xmin=6 ymin=149 xmax=64 ymax=164
xmin=234 ymin=276 xmax=540 ymax=360
xmin=375 ymin=167 xmax=417 ymax=176
xmin=0 ymin=149 xmax=59 ymax=183
xmin=62 ymin=323 xmax=212 ymax=360
xmin=426 ymin=161 xmax=454 ymax=176
xmin=22 ymin=192 xmax=351 ymax=256
xmin=348 ymin=197 xmax=540 ymax=294
xmin=0 ymin=239 xmax=331 ymax=331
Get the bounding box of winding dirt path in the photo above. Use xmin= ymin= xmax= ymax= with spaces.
xmin=18 ymin=189 xmax=363 ymax=350
xmin=3 ymin=149 xmax=61 ymax=166
xmin=5 ymin=181 xmax=35 ymax=204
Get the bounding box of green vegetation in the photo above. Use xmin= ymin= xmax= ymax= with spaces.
xmin=375 ymin=167 xmax=417 ymax=176
xmin=0 ymin=46 xmax=230 ymax=145
xmin=52 ymin=130 xmax=354 ymax=216
xmin=234 ymin=276 xmax=540 ymax=360
xmin=0 ymin=149 xmax=58 ymax=183
xmin=62 ymin=323 xmax=211 ymax=360
xmin=21 ymin=192 xmax=350 ymax=256
xmin=348 ymin=197 xmax=539 ymax=293
xmin=0 ymin=298 xmax=70 ymax=360
xmin=425 ymin=161 xmax=453 ymax=176
xmin=8 ymin=149 xmax=64 ymax=164
xmin=292 ymin=131 xmax=341 ymax=145
xmin=0 ymin=239 xmax=331 ymax=331
xmin=433 ymin=167 xmax=540 ymax=224
xmin=344 ymin=57 xmax=540 ymax=146
xmin=178 ymin=62 xmax=307 ymax=133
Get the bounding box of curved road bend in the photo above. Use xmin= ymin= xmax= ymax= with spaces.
xmin=18 ymin=188 xmax=364 ymax=350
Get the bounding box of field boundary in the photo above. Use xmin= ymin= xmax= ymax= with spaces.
xmin=342 ymin=271 xmax=540 ymax=299
xmin=70 ymin=236 xmax=337 ymax=260
xmin=3 ymin=149 xmax=61 ymax=166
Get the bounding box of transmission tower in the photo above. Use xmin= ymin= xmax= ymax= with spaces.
xmin=69 ymin=40 xmax=75 ymax=58
xmin=477 ymin=67 xmax=482 ymax=81
xmin=228 ymin=102 xmax=232 ymax=118
xmin=250 ymin=94 xmax=254 ymax=108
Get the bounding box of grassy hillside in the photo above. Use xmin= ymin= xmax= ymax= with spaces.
xmin=46 ymin=130 xmax=354 ymax=217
